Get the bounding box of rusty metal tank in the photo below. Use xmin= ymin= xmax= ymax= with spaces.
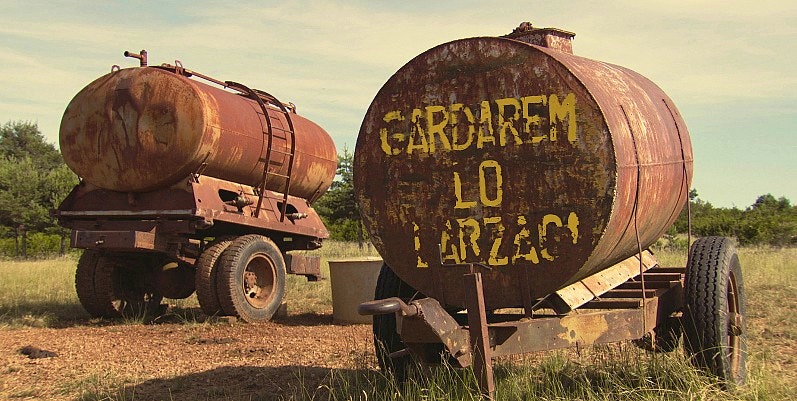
xmin=60 ymin=66 xmax=337 ymax=200
xmin=354 ymin=26 xmax=693 ymax=309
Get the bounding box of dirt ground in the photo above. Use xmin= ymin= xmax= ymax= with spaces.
xmin=1 ymin=312 xmax=375 ymax=401
xmin=4 ymin=312 xmax=797 ymax=401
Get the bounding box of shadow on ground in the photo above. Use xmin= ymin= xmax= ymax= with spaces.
xmin=0 ymin=302 xmax=359 ymax=330
xmin=0 ymin=302 xmax=91 ymax=328
xmin=116 ymin=365 xmax=368 ymax=401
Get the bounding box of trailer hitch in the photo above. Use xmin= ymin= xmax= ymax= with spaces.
xmin=359 ymin=296 xmax=472 ymax=369
xmin=358 ymin=297 xmax=418 ymax=317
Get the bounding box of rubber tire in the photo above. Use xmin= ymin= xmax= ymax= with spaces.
xmin=75 ymin=250 xmax=109 ymax=318
xmin=373 ymin=264 xmax=421 ymax=381
xmin=683 ymin=236 xmax=747 ymax=387
xmin=217 ymin=235 xmax=286 ymax=323
xmin=76 ymin=251 xmax=164 ymax=319
xmin=195 ymin=238 xmax=233 ymax=316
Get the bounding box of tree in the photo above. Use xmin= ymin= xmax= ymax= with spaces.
xmin=43 ymin=163 xmax=79 ymax=254
xmin=0 ymin=121 xmax=61 ymax=171
xmin=0 ymin=121 xmax=78 ymax=257
xmin=668 ymin=190 xmax=796 ymax=247
xmin=314 ymin=148 xmax=365 ymax=243
xmin=0 ymin=156 xmax=49 ymax=256
xmin=738 ymin=194 xmax=795 ymax=246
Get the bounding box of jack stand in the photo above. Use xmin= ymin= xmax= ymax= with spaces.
xmin=465 ymin=272 xmax=495 ymax=400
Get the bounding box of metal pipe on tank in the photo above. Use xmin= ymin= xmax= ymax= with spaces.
xmin=123 ymin=50 xmax=148 ymax=67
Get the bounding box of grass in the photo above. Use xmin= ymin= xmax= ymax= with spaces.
xmin=285 ymin=241 xmax=380 ymax=315
xmin=288 ymin=346 xmax=787 ymax=401
xmin=285 ymin=245 xmax=797 ymax=400
xmin=0 ymin=241 xmax=379 ymax=327
xmin=0 ymin=243 xmax=794 ymax=400
xmin=0 ymin=256 xmax=87 ymax=327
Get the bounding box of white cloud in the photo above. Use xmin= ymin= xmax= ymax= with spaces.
xmin=0 ymin=0 xmax=793 ymax=206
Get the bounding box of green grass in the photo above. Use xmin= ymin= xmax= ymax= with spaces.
xmin=59 ymin=370 xmax=133 ymax=401
xmin=285 ymin=345 xmax=790 ymax=401
xmin=0 ymin=243 xmax=794 ymax=400
xmin=285 ymin=241 xmax=380 ymax=315
xmin=0 ymin=256 xmax=87 ymax=327
xmin=0 ymin=241 xmax=378 ymax=327
xmin=281 ymin=245 xmax=797 ymax=400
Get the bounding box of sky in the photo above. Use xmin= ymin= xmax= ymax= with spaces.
xmin=1 ymin=0 xmax=794 ymax=208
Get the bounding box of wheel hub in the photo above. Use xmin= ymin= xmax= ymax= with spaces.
xmin=242 ymin=255 xmax=276 ymax=309
xmin=244 ymin=271 xmax=261 ymax=298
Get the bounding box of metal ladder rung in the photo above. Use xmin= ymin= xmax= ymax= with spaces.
xmin=617 ymin=281 xmax=675 ymax=290
xmin=259 ymin=160 xmax=289 ymax=168
xmin=645 ymin=267 xmax=686 ymax=274
xmin=581 ymin=299 xmax=643 ymax=309
xmin=223 ymin=80 xmax=296 ymax=222
xmin=601 ymin=289 xmax=659 ymax=298
xmin=262 ymin=129 xmax=289 ymax=137
xmin=249 ymin=87 xmax=296 ymax=222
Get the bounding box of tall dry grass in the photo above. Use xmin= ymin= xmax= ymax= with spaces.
xmin=0 ymin=256 xmax=85 ymax=327
xmin=0 ymin=244 xmax=793 ymax=400
xmin=0 ymin=241 xmax=378 ymax=326
xmin=283 ymin=245 xmax=796 ymax=400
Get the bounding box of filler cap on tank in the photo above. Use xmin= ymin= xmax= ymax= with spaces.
xmin=502 ymin=22 xmax=576 ymax=54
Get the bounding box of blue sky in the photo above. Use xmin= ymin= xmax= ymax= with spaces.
xmin=1 ymin=1 xmax=794 ymax=208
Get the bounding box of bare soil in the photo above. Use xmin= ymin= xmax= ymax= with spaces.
xmin=1 ymin=312 xmax=375 ymax=401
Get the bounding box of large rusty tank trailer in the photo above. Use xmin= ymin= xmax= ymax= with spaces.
xmin=56 ymin=51 xmax=337 ymax=322
xmin=356 ymin=24 xmax=746 ymax=397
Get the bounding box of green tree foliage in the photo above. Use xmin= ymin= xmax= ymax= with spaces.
xmin=738 ymin=194 xmax=796 ymax=246
xmin=0 ymin=156 xmax=50 ymax=231
xmin=669 ymin=190 xmax=796 ymax=247
xmin=314 ymin=148 xmax=365 ymax=242
xmin=0 ymin=121 xmax=61 ymax=171
xmin=0 ymin=121 xmax=78 ymax=257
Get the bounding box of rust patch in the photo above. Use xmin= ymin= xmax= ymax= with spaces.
xmin=355 ymin=36 xmax=691 ymax=309
xmin=60 ymin=66 xmax=337 ymax=200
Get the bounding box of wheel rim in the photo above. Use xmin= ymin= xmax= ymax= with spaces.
xmin=727 ymin=271 xmax=743 ymax=380
xmin=241 ymin=253 xmax=276 ymax=309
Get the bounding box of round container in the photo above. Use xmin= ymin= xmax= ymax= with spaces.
xmin=354 ymin=37 xmax=692 ymax=309
xmin=60 ymin=67 xmax=337 ymax=200
xmin=328 ymin=257 xmax=384 ymax=324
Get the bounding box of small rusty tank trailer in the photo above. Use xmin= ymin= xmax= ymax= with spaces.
xmin=56 ymin=51 xmax=338 ymax=323
xmin=356 ymin=24 xmax=746 ymax=397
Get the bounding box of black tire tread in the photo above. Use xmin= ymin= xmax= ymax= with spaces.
xmin=217 ymin=235 xmax=286 ymax=323
xmin=75 ymin=250 xmax=105 ymax=318
xmin=195 ymin=238 xmax=233 ymax=316
xmin=683 ymin=236 xmax=747 ymax=386
xmin=92 ymin=254 xmax=124 ymax=318
xmin=84 ymin=252 xmax=164 ymax=319
xmin=373 ymin=264 xmax=419 ymax=380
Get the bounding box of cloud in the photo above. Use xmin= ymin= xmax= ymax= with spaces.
xmin=0 ymin=1 xmax=794 ymax=207
xmin=565 ymin=1 xmax=797 ymax=107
